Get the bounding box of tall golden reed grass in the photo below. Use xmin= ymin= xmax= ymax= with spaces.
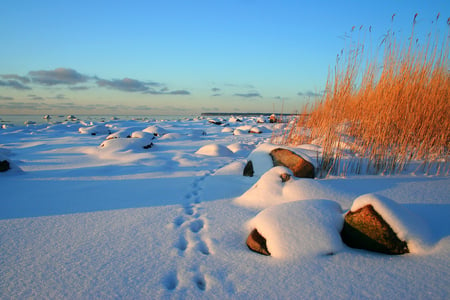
xmin=275 ymin=14 xmax=449 ymax=176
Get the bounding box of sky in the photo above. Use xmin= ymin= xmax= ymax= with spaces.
xmin=0 ymin=0 xmax=449 ymax=116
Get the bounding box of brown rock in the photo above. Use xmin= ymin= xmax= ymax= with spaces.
xmin=270 ymin=148 xmax=315 ymax=178
xmin=341 ymin=204 xmax=409 ymax=255
xmin=246 ymin=228 xmax=271 ymax=256
xmin=243 ymin=160 xmax=254 ymax=177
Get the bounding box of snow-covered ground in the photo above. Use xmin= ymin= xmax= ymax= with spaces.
xmin=1 ymin=117 xmax=449 ymax=299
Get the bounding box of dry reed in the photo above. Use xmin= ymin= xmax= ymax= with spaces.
xmin=274 ymin=14 xmax=450 ymax=177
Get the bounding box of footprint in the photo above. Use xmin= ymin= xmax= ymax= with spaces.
xmin=189 ymin=219 xmax=204 ymax=233
xmin=173 ymin=216 xmax=185 ymax=227
xmin=162 ymin=271 xmax=178 ymax=290
xmin=175 ymin=235 xmax=188 ymax=252
xmin=196 ymin=240 xmax=210 ymax=255
xmin=184 ymin=204 xmax=194 ymax=216
xmin=194 ymin=273 xmax=206 ymax=291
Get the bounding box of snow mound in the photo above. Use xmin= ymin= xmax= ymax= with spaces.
xmin=195 ymin=144 xmax=234 ymax=157
xmin=236 ymin=125 xmax=253 ymax=132
xmin=227 ymin=143 xmax=255 ymax=155
xmin=189 ymin=129 xmax=206 ymax=137
xmin=249 ymin=126 xmax=270 ymax=134
xmin=215 ymin=160 xmax=247 ymax=175
xmin=235 ymin=166 xmax=336 ymax=209
xmin=350 ymin=194 xmax=434 ymax=253
xmin=79 ymin=124 xmax=111 ymax=136
xmin=233 ymin=129 xmax=246 ymax=135
xmin=221 ymin=127 xmax=234 ymax=133
xmin=159 ymin=133 xmax=183 ymax=140
xmin=142 ymin=125 xmax=168 ymax=136
xmin=106 ymin=127 xmax=145 ymax=139
xmin=130 ymin=131 xmax=154 ymax=139
xmin=228 ymin=116 xmax=242 ymax=123
xmin=99 ymin=135 xmax=154 ymax=152
xmin=246 ymin=200 xmax=344 ymax=259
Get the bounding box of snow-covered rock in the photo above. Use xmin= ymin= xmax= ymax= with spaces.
xmin=208 ymin=118 xmax=224 ymax=125
xmin=106 ymin=127 xmax=146 ymax=139
xmin=130 ymin=131 xmax=154 ymax=139
xmin=106 ymin=129 xmax=132 ymax=139
xmin=99 ymin=135 xmax=154 ymax=152
xmin=195 ymin=144 xmax=234 ymax=157
xmin=189 ymin=129 xmax=207 ymax=137
xmin=270 ymin=148 xmax=315 ymax=178
xmin=227 ymin=143 xmax=255 ymax=156
xmin=79 ymin=124 xmax=111 ymax=136
xmin=233 ymin=129 xmax=246 ymax=135
xmin=228 ymin=116 xmax=242 ymax=123
xmin=235 ymin=166 xmax=335 ymax=209
xmin=143 ymin=125 xmax=168 ymax=136
xmin=344 ymin=194 xmax=433 ymax=253
xmin=246 ymin=199 xmax=344 ymax=259
xmin=221 ymin=127 xmax=234 ymax=133
xmin=159 ymin=133 xmax=183 ymax=140
xmin=245 ymin=143 xmax=317 ymax=177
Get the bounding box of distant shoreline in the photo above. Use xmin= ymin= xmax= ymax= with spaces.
xmin=201 ymin=112 xmax=299 ymax=116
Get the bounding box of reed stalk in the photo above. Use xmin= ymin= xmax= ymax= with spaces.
xmin=274 ymin=15 xmax=450 ymax=177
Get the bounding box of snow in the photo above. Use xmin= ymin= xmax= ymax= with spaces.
xmin=235 ymin=166 xmax=340 ymax=209
xmin=1 ymin=117 xmax=449 ymax=299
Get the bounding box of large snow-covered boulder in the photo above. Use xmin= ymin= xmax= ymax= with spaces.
xmin=270 ymin=148 xmax=315 ymax=178
xmin=341 ymin=194 xmax=433 ymax=254
xmin=243 ymin=143 xmax=316 ymax=178
xmin=246 ymin=200 xmax=344 ymax=258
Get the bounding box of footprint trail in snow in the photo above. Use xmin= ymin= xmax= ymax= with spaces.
xmin=164 ymin=169 xmax=215 ymax=292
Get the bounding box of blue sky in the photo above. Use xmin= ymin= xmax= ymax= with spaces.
xmin=1 ymin=0 xmax=448 ymax=115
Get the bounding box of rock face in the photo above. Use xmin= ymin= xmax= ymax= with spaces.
xmin=243 ymin=160 xmax=254 ymax=177
xmin=0 ymin=160 xmax=10 ymax=172
xmin=270 ymin=148 xmax=315 ymax=178
xmin=341 ymin=204 xmax=409 ymax=255
xmin=246 ymin=228 xmax=271 ymax=256
xmin=243 ymin=147 xmax=315 ymax=178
